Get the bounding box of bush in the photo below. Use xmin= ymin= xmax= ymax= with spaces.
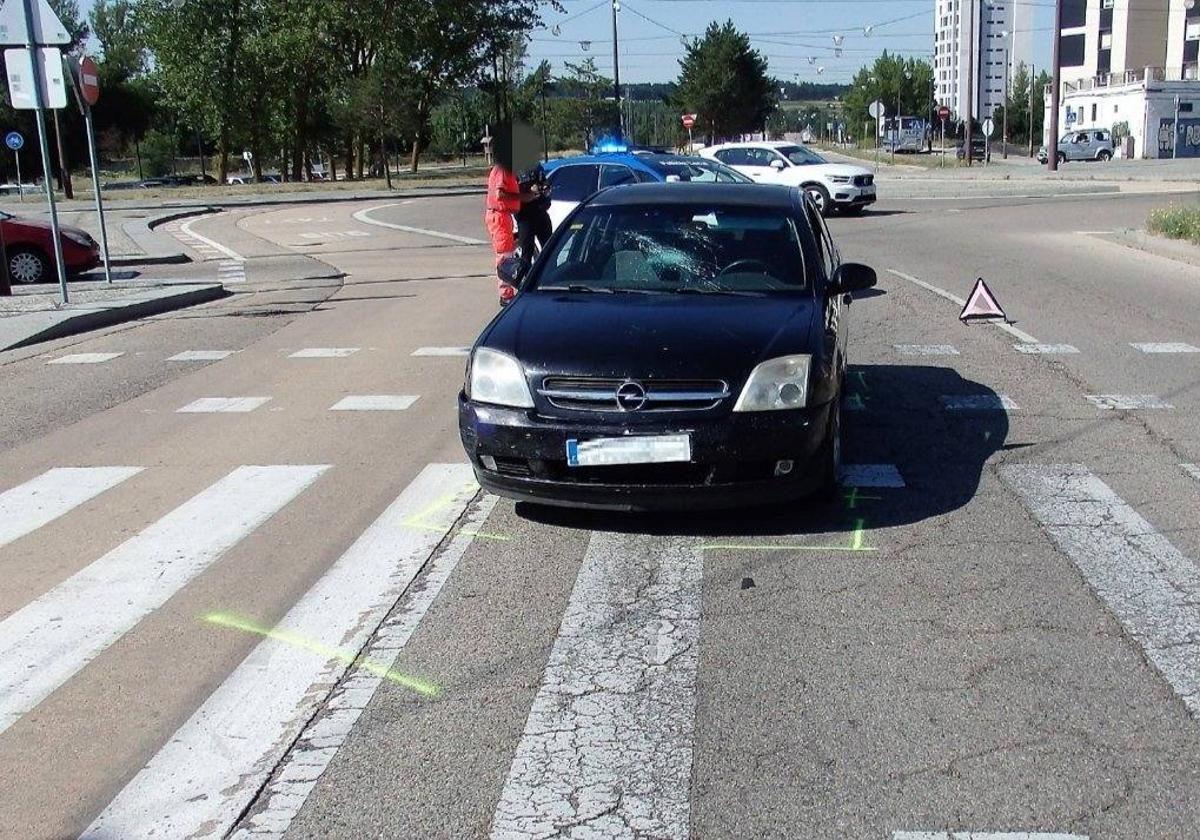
xmin=1147 ymin=204 xmax=1200 ymax=245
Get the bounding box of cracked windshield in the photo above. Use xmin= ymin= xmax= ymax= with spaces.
xmin=1 ymin=0 xmax=1199 ymax=838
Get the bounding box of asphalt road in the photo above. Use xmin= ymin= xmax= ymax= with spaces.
xmin=1 ymin=185 xmax=1200 ymax=840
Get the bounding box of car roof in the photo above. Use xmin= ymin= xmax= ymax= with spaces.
xmin=543 ymin=153 xmax=659 ymax=176
xmin=711 ymin=141 xmax=794 ymax=149
xmin=585 ymin=182 xmax=798 ymax=209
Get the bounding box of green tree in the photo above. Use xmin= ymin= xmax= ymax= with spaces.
xmin=843 ymin=53 xmax=934 ymax=144
xmin=90 ymin=0 xmax=145 ymax=81
xmin=675 ymin=20 xmax=774 ymax=143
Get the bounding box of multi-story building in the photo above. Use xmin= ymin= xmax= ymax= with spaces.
xmin=934 ymin=0 xmax=1032 ymax=121
xmin=1048 ymin=0 xmax=1200 ymax=158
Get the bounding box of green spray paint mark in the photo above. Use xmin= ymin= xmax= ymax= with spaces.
xmin=203 ymin=611 xmax=441 ymax=698
xmin=843 ymin=487 xmax=882 ymax=510
xmin=403 ymin=481 xmax=509 ymax=541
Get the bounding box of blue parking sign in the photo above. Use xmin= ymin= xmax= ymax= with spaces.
xmin=5 ymin=131 xmax=23 ymax=151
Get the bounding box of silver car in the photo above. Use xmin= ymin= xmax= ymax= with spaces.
xmin=1038 ymin=130 xmax=1114 ymax=163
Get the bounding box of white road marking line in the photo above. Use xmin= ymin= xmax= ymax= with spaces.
xmin=47 ymin=352 xmax=124 ymax=365
xmin=1001 ymin=464 xmax=1200 ymax=720
xmin=1131 ymin=342 xmax=1200 ymax=354
xmin=411 ymin=346 xmax=471 ymax=357
xmin=352 ymin=204 xmax=488 ymax=245
xmin=1085 ymin=394 xmax=1173 ymax=410
xmin=887 ymin=269 xmax=1039 ymax=344
xmin=179 ymin=216 xmax=245 ymax=261
xmin=841 ymin=464 xmax=905 ymax=488
xmin=288 ymin=348 xmax=360 ymax=358
xmin=490 ymin=532 xmax=701 ymax=839
xmin=1014 ymin=343 xmax=1079 ymax=354
xmin=895 ymin=833 xmax=1087 ymax=840
xmin=893 ymin=344 xmax=959 ymax=355
xmin=940 ymin=394 xmax=1020 ymax=411
xmin=329 ymin=395 xmax=419 ymax=411
xmin=1183 ymin=464 xmax=1200 ymax=483
xmin=167 ymin=351 xmax=235 ymax=362
xmin=0 ymin=467 xmax=143 ymax=550
xmin=0 ymin=465 xmax=328 ymax=736
xmin=177 ymin=397 xmax=271 ymax=413
xmin=229 ymin=491 xmax=497 ymax=840
xmin=84 ymin=464 xmax=477 ymax=840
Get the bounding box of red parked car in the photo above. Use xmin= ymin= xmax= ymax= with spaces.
xmin=0 ymin=210 xmax=101 ymax=285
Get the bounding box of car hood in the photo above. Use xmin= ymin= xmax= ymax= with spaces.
xmin=3 ymin=217 xmax=91 ymax=240
xmin=482 ymin=291 xmax=820 ymax=383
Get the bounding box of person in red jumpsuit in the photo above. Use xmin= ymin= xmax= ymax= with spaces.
xmin=485 ymin=122 xmax=542 ymax=305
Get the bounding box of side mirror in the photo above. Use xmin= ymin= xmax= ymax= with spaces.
xmin=769 ymin=159 xmax=787 ymax=171
xmin=497 ymin=255 xmax=524 ymax=287
xmin=828 ymin=262 xmax=876 ymax=296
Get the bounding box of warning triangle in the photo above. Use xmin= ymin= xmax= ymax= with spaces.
xmin=959 ymin=278 xmax=1007 ymax=322
xmin=0 ymin=0 xmax=71 ymax=47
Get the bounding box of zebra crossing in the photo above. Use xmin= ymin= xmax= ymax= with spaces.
xmin=1 ymin=455 xmax=1198 ymax=837
xmin=159 ymin=216 xmax=247 ymax=282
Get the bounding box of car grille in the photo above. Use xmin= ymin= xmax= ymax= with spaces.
xmin=539 ymin=376 xmax=730 ymax=412
xmin=853 ymin=174 xmax=874 ymax=187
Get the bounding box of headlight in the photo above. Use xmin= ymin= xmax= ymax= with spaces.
xmin=829 ymin=175 xmax=851 ymax=184
xmin=466 ymin=348 xmax=533 ymax=408
xmin=62 ymin=230 xmax=93 ymax=247
xmin=733 ymin=355 xmax=811 ymax=412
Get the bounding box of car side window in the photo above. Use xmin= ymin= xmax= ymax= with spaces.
xmin=746 ymin=148 xmax=771 ymax=166
xmin=547 ymin=165 xmax=600 ymax=202
xmin=716 ymin=149 xmax=747 ymax=166
xmin=600 ymin=165 xmax=638 ymax=188
xmin=1076 ymin=132 xmax=1089 ymax=143
xmin=804 ymin=202 xmax=836 ymax=281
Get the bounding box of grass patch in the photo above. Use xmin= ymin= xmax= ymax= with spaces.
xmin=1147 ymin=204 xmax=1200 ymax=245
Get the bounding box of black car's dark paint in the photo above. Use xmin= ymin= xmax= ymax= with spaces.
xmin=460 ymin=182 xmax=867 ymax=510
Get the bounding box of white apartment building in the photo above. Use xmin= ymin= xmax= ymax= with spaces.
xmin=934 ymin=0 xmax=1032 ymax=121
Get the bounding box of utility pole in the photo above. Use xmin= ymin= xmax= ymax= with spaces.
xmin=1028 ymin=62 xmax=1036 ymax=157
xmin=611 ymin=0 xmax=622 ymax=138
xmin=965 ymin=0 xmax=975 ymax=167
xmin=1048 ymin=0 xmax=1063 ymax=171
xmin=1002 ymin=42 xmax=1010 ymax=159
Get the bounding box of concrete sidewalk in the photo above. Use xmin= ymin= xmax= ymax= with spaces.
xmin=0 ymin=278 xmax=226 ymax=350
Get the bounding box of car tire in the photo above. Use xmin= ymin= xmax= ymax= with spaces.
xmin=7 ymin=247 xmax=49 ymax=285
xmin=1056 ymin=151 xmax=1067 ymax=164
xmin=1097 ymin=149 xmax=1112 ymax=162
xmin=804 ymin=184 xmax=831 ymax=216
xmin=814 ymin=399 xmax=842 ymax=503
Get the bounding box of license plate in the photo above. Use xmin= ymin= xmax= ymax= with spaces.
xmin=566 ymin=434 xmax=692 ymax=467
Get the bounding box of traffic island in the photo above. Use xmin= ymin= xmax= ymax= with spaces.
xmin=0 ymin=279 xmax=227 ymax=350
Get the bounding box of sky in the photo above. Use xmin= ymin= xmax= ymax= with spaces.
xmin=530 ymin=0 xmax=1055 ymax=84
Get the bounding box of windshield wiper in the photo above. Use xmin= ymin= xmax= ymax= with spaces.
xmin=673 ymin=288 xmax=768 ymax=297
xmin=539 ymin=284 xmax=613 ymax=294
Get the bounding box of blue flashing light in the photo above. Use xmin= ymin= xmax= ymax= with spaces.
xmin=592 ymin=138 xmax=629 ymax=154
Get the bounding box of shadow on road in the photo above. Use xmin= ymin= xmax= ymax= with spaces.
xmin=516 ymin=364 xmax=1007 ymax=538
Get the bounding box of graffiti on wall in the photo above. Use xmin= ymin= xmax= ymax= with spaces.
xmin=1158 ymin=118 xmax=1200 ymax=158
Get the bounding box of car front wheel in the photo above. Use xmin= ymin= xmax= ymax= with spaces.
xmin=805 ymin=184 xmax=831 ymax=216
xmin=7 ymin=247 xmax=49 ymax=284
xmin=1097 ymin=149 xmax=1112 ymax=161
xmin=1056 ymin=151 xmax=1067 ymax=164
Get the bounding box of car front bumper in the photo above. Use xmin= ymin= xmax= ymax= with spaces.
xmin=831 ymin=186 xmax=876 ymax=207
xmin=458 ymin=396 xmax=835 ymax=511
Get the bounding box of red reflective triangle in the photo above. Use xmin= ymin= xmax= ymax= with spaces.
xmin=959 ymin=278 xmax=1006 ymax=322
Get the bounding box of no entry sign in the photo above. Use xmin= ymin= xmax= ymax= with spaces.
xmin=79 ymin=55 xmax=99 ymax=106
xmin=937 ymin=105 xmax=951 ymax=122
xmin=681 ymin=113 xmax=696 ymax=129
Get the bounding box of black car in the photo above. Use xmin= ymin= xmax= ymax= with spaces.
xmin=458 ymin=183 xmax=876 ymax=511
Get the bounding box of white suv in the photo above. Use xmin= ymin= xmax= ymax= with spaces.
xmin=699 ymin=142 xmax=876 ymax=216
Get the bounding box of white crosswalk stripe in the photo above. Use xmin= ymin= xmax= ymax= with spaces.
xmin=0 ymin=465 xmax=328 ymax=736
xmin=84 ymin=464 xmax=477 ymax=840
xmin=1183 ymin=464 xmax=1200 ymax=483
xmin=1085 ymin=394 xmax=1172 ymax=410
xmin=894 ymin=344 xmax=959 ymax=356
xmin=47 ymin=353 xmax=124 ymax=365
xmin=1131 ymin=342 xmax=1200 ymax=354
xmin=941 ymin=394 xmax=1020 ymax=411
xmin=178 ymin=396 xmax=271 ymax=413
xmin=411 ymin=346 xmax=471 ymax=357
xmin=0 ymin=467 xmax=142 ymax=549
xmin=329 ymin=395 xmax=418 ymax=411
xmin=168 ymin=351 xmax=235 ymax=362
xmin=490 ymin=532 xmax=702 ymax=839
xmin=895 ymin=833 xmax=1087 ymax=840
xmin=289 ymin=348 xmax=360 ymax=358
xmin=1013 ymin=343 xmax=1079 ymax=354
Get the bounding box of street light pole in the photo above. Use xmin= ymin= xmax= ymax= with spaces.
xmin=1048 ymin=0 xmax=1063 ymax=171
xmin=611 ymin=0 xmax=622 ymax=138
xmin=1002 ymin=31 xmax=1011 ymax=159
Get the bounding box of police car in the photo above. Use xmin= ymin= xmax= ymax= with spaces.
xmin=540 ymin=144 xmax=753 ymax=229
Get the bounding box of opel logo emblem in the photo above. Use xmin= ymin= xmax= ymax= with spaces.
xmin=615 ymin=380 xmax=647 ymax=411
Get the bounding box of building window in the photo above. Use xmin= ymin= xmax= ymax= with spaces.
xmin=1091 ymin=103 xmax=1098 ymax=122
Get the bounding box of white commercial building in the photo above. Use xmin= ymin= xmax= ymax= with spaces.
xmin=934 ymin=0 xmax=1032 ymax=121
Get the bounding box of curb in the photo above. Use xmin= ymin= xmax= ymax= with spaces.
xmin=1095 ymin=229 xmax=1200 ymax=269
xmin=3 ymin=283 xmax=228 ymax=351
xmin=113 ymin=206 xmax=218 ymax=266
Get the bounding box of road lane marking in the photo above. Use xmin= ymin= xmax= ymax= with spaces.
xmin=0 ymin=465 xmax=328 ymax=736
xmin=352 ymin=204 xmax=488 ymax=245
xmin=1183 ymin=464 xmax=1200 ymax=483
xmin=894 ymin=833 xmax=1087 ymax=839
xmin=47 ymin=352 xmax=124 ymax=364
xmin=490 ymin=532 xmax=702 ymax=839
xmin=83 ymin=464 xmax=477 ymax=840
xmin=940 ymin=395 xmax=1020 ymax=411
xmin=180 ymin=216 xmax=246 ymax=261
xmin=177 ymin=397 xmax=271 ymax=413
xmin=887 ymin=269 xmax=1039 ymax=344
xmin=1001 ymin=464 xmax=1200 ymax=720
xmin=1085 ymin=394 xmax=1173 ymax=410
xmin=412 ymin=346 xmax=471 ymax=357
xmin=893 ymin=344 xmax=959 ymax=355
xmin=329 ymin=395 xmax=419 ymax=411
xmin=167 ymin=351 xmax=235 ymax=362
xmin=0 ymin=467 xmax=143 ymax=550
xmin=288 ymin=347 xmax=360 ymax=358
xmin=1014 ymin=343 xmax=1079 ymax=354
xmin=1131 ymin=342 xmax=1200 ymax=354
xmin=229 ymin=491 xmax=498 ymax=840
xmin=841 ymin=464 xmax=905 ymax=488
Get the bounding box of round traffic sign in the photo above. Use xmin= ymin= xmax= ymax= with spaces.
xmin=5 ymin=131 xmax=23 ymax=151
xmin=982 ymin=117 xmax=996 ymax=138
xmin=937 ymin=105 xmax=951 ymax=122
xmin=867 ymin=100 xmax=885 ymax=120
xmin=681 ymin=113 xmax=696 ymax=129
xmin=79 ymin=56 xmax=100 ymax=106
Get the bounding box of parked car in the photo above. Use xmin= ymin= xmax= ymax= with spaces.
xmin=698 ymin=142 xmax=876 ymax=216
xmin=541 ymin=149 xmax=752 ymax=230
xmin=956 ymin=137 xmax=990 ymax=163
xmin=0 ymin=210 xmax=100 ymax=285
xmin=1037 ymin=130 xmax=1114 ymax=163
xmin=458 ymin=182 xmax=877 ymax=511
